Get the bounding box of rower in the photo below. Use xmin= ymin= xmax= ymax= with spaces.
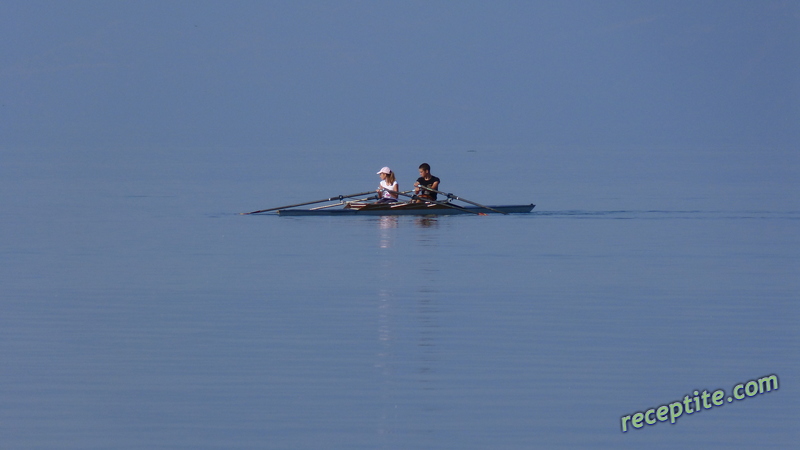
xmin=376 ymin=167 xmax=399 ymax=203
xmin=414 ymin=163 xmax=440 ymax=202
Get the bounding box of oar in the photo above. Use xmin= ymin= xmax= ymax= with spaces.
xmin=310 ymin=194 xmax=379 ymax=210
xmin=309 ymin=190 xmax=410 ymax=210
xmin=417 ymin=186 xmax=508 ymax=215
xmin=387 ymin=189 xmax=487 ymax=216
xmin=240 ymin=191 xmax=376 ymax=215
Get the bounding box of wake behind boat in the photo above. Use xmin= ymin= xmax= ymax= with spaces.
xmin=241 ymin=188 xmax=535 ymax=216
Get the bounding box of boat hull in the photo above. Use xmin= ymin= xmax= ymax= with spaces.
xmin=276 ymin=204 xmax=535 ymax=216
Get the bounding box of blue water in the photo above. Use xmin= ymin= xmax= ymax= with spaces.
xmin=1 ymin=146 xmax=797 ymax=449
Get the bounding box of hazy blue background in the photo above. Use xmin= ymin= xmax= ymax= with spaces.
xmin=1 ymin=1 xmax=798 ymax=449
xmin=1 ymin=0 xmax=797 ymax=149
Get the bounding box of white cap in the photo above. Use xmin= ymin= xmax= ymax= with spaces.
xmin=377 ymin=167 xmax=392 ymax=175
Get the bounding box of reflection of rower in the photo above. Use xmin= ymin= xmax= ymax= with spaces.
xmin=376 ymin=167 xmax=399 ymax=204
xmin=413 ymin=163 xmax=440 ymax=202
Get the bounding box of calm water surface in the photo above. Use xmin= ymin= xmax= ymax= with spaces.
xmin=1 ymin=146 xmax=797 ymax=449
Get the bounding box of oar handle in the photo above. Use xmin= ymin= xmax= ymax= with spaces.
xmin=417 ymin=186 xmax=508 ymax=215
xmin=387 ymin=189 xmax=486 ymax=216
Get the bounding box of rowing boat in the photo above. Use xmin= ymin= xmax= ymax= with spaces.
xmin=276 ymin=202 xmax=535 ymax=216
xmin=242 ymin=188 xmax=534 ymax=216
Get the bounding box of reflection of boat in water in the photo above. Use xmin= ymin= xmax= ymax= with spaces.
xmin=277 ymin=202 xmax=535 ymax=216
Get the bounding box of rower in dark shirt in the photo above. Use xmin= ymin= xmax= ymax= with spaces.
xmin=414 ymin=163 xmax=440 ymax=201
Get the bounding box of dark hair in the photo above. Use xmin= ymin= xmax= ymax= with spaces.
xmin=419 ymin=163 xmax=431 ymax=171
